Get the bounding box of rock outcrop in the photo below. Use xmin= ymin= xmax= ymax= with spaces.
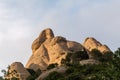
xmin=26 ymin=28 xmax=88 ymax=71
xmin=80 ymin=59 xmax=100 ymax=65
xmin=36 ymin=66 xmax=67 ymax=80
xmin=6 ymin=28 xmax=113 ymax=80
xmin=5 ymin=62 xmax=30 ymax=80
xmin=83 ymin=37 xmax=111 ymax=53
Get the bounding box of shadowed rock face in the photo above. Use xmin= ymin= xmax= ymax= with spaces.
xmin=26 ymin=28 xmax=88 ymax=71
xmin=83 ymin=37 xmax=111 ymax=53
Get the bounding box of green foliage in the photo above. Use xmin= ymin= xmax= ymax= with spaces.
xmin=47 ymin=63 xmax=58 ymax=70
xmin=1 ymin=69 xmax=6 ymax=77
xmin=1 ymin=48 xmax=120 ymax=80
xmin=26 ymin=68 xmax=41 ymax=80
xmin=0 ymin=76 xmax=4 ymax=80
xmin=26 ymin=75 xmax=35 ymax=80
xmin=102 ymin=52 xmax=113 ymax=62
xmin=90 ymin=49 xmax=114 ymax=62
xmin=11 ymin=77 xmax=19 ymax=80
xmin=114 ymin=48 xmax=120 ymax=59
xmin=72 ymin=50 xmax=89 ymax=60
xmin=45 ymin=48 xmax=120 ymax=80
xmin=90 ymin=49 xmax=103 ymax=60
xmin=44 ymin=71 xmax=63 ymax=80
xmin=26 ymin=68 xmax=36 ymax=75
xmin=35 ymin=69 xmax=42 ymax=77
xmin=61 ymin=50 xmax=89 ymax=66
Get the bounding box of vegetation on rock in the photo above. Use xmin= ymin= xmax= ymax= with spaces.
xmin=47 ymin=63 xmax=58 ymax=70
xmin=26 ymin=69 xmax=41 ymax=80
xmin=43 ymin=48 xmax=120 ymax=80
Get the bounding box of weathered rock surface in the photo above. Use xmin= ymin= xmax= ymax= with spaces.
xmin=26 ymin=28 xmax=88 ymax=71
xmin=36 ymin=66 xmax=67 ymax=80
xmin=6 ymin=62 xmax=30 ymax=80
xmin=80 ymin=59 xmax=100 ymax=65
xmin=83 ymin=37 xmax=111 ymax=53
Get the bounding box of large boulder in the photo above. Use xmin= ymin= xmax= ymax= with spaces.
xmin=5 ymin=62 xmax=30 ymax=80
xmin=36 ymin=66 xmax=67 ymax=80
xmin=83 ymin=37 xmax=111 ymax=53
xmin=26 ymin=28 xmax=88 ymax=71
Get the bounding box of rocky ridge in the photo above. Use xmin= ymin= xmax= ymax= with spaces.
xmin=6 ymin=28 xmax=112 ymax=80
xmin=26 ymin=28 xmax=88 ymax=71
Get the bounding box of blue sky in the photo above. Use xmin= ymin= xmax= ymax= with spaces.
xmin=0 ymin=0 xmax=120 ymax=75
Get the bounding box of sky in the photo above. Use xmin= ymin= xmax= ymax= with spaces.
xmin=0 ymin=0 xmax=120 ymax=75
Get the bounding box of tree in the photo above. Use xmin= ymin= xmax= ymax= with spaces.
xmin=0 ymin=76 xmax=4 ymax=80
xmin=1 ymin=69 xmax=6 ymax=77
xmin=90 ymin=49 xmax=103 ymax=60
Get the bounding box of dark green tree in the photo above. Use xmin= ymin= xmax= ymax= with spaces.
xmin=47 ymin=63 xmax=58 ymax=70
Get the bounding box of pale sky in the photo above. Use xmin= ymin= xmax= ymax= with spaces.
xmin=0 ymin=0 xmax=120 ymax=75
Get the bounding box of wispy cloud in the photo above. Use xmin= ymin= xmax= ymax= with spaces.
xmin=0 ymin=1 xmax=33 ymax=75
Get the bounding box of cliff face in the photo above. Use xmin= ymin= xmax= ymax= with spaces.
xmin=26 ymin=28 xmax=88 ymax=71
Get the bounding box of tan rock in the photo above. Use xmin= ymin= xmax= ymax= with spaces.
xmin=32 ymin=28 xmax=54 ymax=53
xmin=6 ymin=62 xmax=30 ymax=80
xmin=83 ymin=37 xmax=111 ymax=53
xmin=67 ymin=41 xmax=85 ymax=52
xmin=36 ymin=66 xmax=67 ymax=80
xmin=26 ymin=28 xmax=88 ymax=71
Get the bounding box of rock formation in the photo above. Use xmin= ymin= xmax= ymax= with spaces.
xmin=6 ymin=28 xmax=113 ymax=80
xmin=5 ymin=62 xmax=30 ymax=80
xmin=80 ymin=59 xmax=100 ymax=65
xmin=26 ymin=28 xmax=88 ymax=71
xmin=83 ymin=37 xmax=111 ymax=53
xmin=36 ymin=66 xmax=67 ymax=80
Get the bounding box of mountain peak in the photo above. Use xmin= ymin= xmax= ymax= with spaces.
xmin=26 ymin=28 xmax=88 ymax=71
xmin=83 ymin=37 xmax=111 ymax=53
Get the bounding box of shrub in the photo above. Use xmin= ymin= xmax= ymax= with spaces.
xmin=44 ymin=71 xmax=62 ymax=80
xmin=35 ymin=69 xmax=42 ymax=77
xmin=26 ymin=68 xmax=35 ymax=75
xmin=11 ymin=77 xmax=19 ymax=80
xmin=0 ymin=76 xmax=4 ymax=80
xmin=26 ymin=68 xmax=41 ymax=80
xmin=47 ymin=63 xmax=58 ymax=70
xmin=61 ymin=50 xmax=89 ymax=66
xmin=90 ymin=49 xmax=103 ymax=60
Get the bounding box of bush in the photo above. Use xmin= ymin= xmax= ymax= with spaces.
xmin=0 ymin=76 xmax=4 ymax=80
xmin=26 ymin=69 xmax=41 ymax=80
xmin=90 ymin=49 xmax=103 ymax=60
xmin=47 ymin=63 xmax=58 ymax=70
xmin=11 ymin=77 xmax=19 ymax=80
xmin=44 ymin=71 xmax=63 ymax=80
xmin=26 ymin=68 xmax=36 ymax=75
xmin=35 ymin=69 xmax=41 ymax=77
xmin=61 ymin=50 xmax=89 ymax=66
xmin=71 ymin=50 xmax=89 ymax=62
